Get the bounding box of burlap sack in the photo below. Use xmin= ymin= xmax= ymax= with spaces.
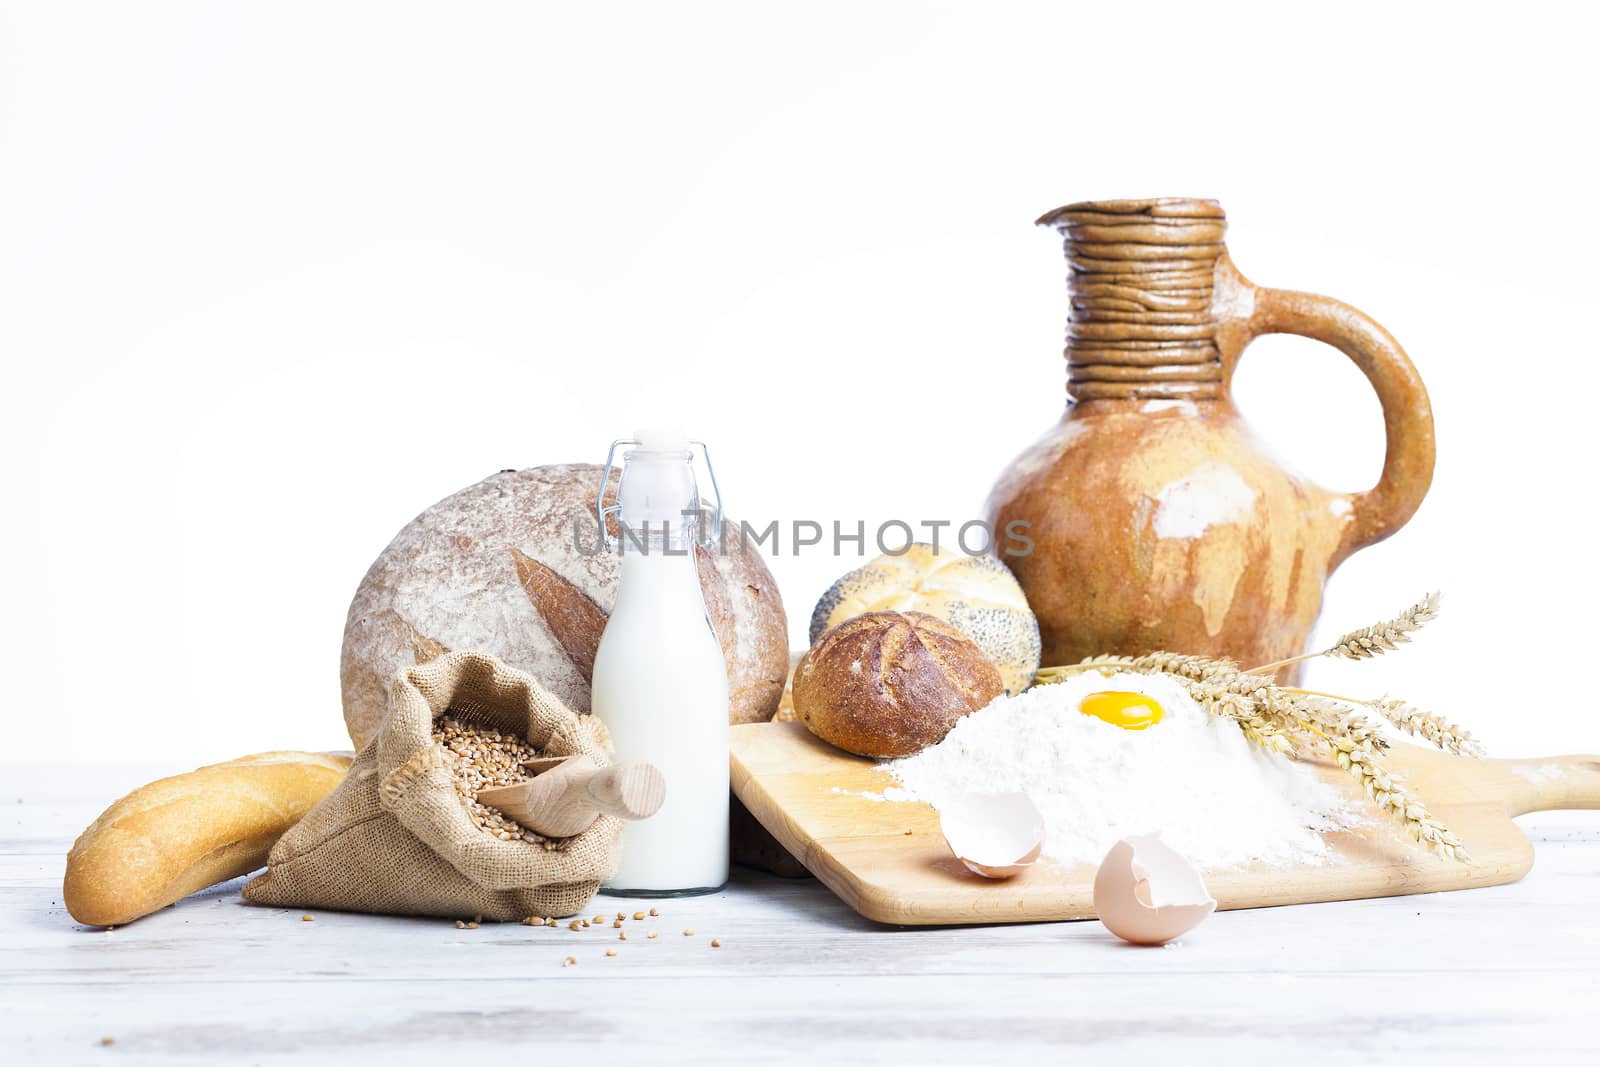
xmin=245 ymin=650 xmax=620 ymax=920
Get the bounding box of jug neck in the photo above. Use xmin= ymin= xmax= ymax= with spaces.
xmin=1039 ymin=197 xmax=1228 ymax=403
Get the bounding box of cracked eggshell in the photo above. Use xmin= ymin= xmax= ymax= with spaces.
xmin=1093 ymin=834 xmax=1217 ymax=945
xmin=938 ymin=792 xmax=1045 ymax=879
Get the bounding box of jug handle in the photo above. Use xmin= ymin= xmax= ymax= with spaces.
xmin=1233 ymin=277 xmax=1436 ymax=559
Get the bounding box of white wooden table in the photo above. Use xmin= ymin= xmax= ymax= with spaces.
xmin=5 ymin=762 xmax=1597 ymax=1065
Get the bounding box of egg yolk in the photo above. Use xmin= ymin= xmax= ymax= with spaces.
xmin=1079 ymin=691 xmax=1165 ymax=730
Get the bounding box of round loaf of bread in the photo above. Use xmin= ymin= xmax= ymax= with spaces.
xmin=341 ymin=464 xmax=789 ymax=749
xmin=809 ymin=544 xmax=1041 ymax=696
xmin=793 ymin=611 xmax=1004 ymax=759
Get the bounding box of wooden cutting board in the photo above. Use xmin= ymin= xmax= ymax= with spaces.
xmin=730 ymin=721 xmax=1600 ymax=926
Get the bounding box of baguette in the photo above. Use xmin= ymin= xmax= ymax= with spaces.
xmin=64 ymin=750 xmax=351 ymax=927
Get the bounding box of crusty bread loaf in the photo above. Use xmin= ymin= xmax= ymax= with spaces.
xmin=810 ymin=544 xmax=1041 ymax=695
xmin=341 ymin=464 xmax=789 ymax=748
xmin=64 ymin=751 xmax=351 ymax=927
xmin=794 ymin=611 xmax=1004 ymax=758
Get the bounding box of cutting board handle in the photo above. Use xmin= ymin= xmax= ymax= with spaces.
xmin=1500 ymin=755 xmax=1600 ymax=816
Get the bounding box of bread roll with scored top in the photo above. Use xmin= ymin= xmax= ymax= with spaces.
xmin=64 ymin=751 xmax=351 ymax=927
xmin=794 ymin=611 xmax=1004 ymax=758
xmin=809 ymin=544 xmax=1041 ymax=695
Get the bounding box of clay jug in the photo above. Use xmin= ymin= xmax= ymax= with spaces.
xmin=984 ymin=198 xmax=1434 ymax=677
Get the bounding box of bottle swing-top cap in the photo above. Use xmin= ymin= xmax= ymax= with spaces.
xmin=597 ymin=429 xmax=723 ymax=549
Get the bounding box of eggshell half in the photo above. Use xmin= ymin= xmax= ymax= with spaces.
xmin=1093 ymin=834 xmax=1217 ymax=945
xmin=938 ymin=792 xmax=1045 ymax=879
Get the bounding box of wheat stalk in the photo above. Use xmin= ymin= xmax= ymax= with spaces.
xmin=1036 ymin=651 xmax=1237 ymax=685
xmin=1040 ymin=647 xmax=1468 ymax=861
xmin=1029 ymin=593 xmax=1473 ymax=860
xmin=1133 ymin=651 xmax=1240 ymax=681
xmin=1259 ymin=697 xmax=1466 ymax=861
xmin=1178 ymin=677 xmax=1296 ymax=756
xmin=1034 ymin=654 xmax=1140 ymax=681
xmin=1324 ymin=591 xmax=1441 ymax=661
xmin=1245 ymin=592 xmax=1441 ymax=675
xmin=1368 ymin=697 xmax=1485 ymax=757
xmin=1282 ymin=687 xmax=1485 ymax=758
xmin=1323 ymin=727 xmax=1468 ymax=861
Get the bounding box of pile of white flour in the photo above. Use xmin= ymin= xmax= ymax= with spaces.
xmin=886 ymin=670 xmax=1358 ymax=869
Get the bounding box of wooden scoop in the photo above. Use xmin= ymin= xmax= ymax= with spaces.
xmin=476 ymin=755 xmax=666 ymax=838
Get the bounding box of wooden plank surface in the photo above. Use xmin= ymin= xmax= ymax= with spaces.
xmin=730 ymin=722 xmax=1600 ymax=925
xmin=3 ymin=761 xmax=1598 ymax=1066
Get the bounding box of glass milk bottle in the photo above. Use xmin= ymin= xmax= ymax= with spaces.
xmin=591 ymin=429 xmax=730 ymax=895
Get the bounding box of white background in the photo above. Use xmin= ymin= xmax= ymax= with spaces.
xmin=3 ymin=1 xmax=1596 ymax=761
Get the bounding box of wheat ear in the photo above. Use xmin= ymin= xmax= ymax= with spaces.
xmin=1369 ymin=697 xmax=1485 ymax=757
xmin=1028 ymin=602 xmax=1471 ymax=860
xmin=1246 ymin=592 xmax=1441 ymax=675
xmin=1324 ymin=592 xmax=1442 ymax=660
xmin=1036 ymin=652 xmax=1238 ymax=685
xmin=1325 ymin=733 xmax=1469 ymax=862
xmin=1176 ymin=674 xmax=1467 ymax=860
